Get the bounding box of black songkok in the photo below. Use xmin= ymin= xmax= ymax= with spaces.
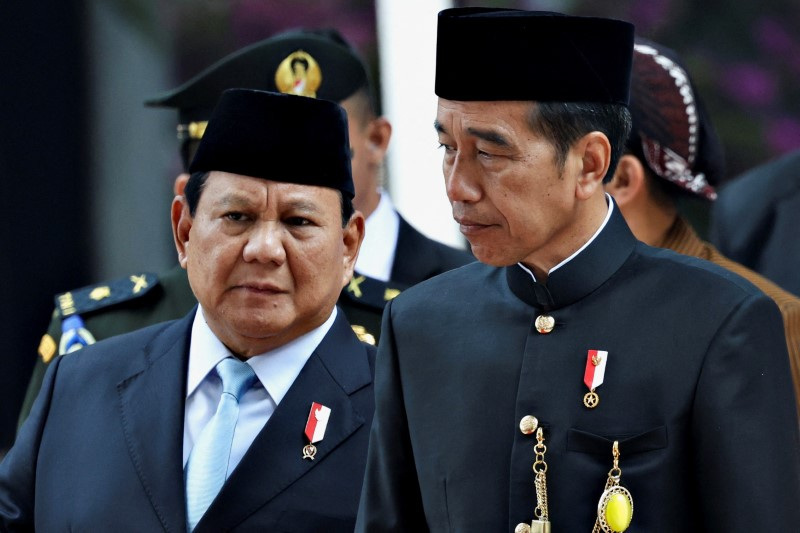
xmin=435 ymin=8 xmax=634 ymax=105
xmin=189 ymin=89 xmax=354 ymax=198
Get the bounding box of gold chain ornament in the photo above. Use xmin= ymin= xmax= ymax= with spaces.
xmin=530 ymin=427 xmax=551 ymax=532
xmin=593 ymin=441 xmax=633 ymax=532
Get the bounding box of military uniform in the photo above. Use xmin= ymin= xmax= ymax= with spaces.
xmin=18 ymin=265 xmax=196 ymax=427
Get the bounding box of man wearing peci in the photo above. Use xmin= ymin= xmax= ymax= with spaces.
xmin=1 ymin=90 xmax=374 ymax=531
xmin=356 ymin=8 xmax=800 ymax=532
xmin=18 ymin=28 xmax=472 ymax=426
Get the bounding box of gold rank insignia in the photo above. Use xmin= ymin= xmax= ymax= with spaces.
xmin=89 ymin=286 xmax=111 ymax=301
xmin=38 ymin=334 xmax=57 ymax=363
xmin=351 ymin=325 xmax=376 ymax=346
xmin=130 ymin=274 xmax=150 ymax=294
xmin=347 ymin=275 xmax=366 ymax=298
xmin=275 ymin=50 xmax=322 ymax=98
xmin=383 ymin=288 xmax=401 ymax=301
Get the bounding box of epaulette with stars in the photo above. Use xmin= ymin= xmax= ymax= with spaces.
xmin=340 ymin=274 xmax=407 ymax=312
xmin=340 ymin=274 xmax=408 ymax=346
xmin=37 ymin=273 xmax=161 ymax=362
xmin=54 ymin=272 xmax=160 ymax=319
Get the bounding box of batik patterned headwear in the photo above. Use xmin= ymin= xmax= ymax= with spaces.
xmin=629 ymin=40 xmax=725 ymax=200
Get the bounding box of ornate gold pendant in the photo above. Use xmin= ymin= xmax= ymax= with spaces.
xmin=583 ymin=389 xmax=600 ymax=408
xmin=596 ymin=485 xmax=633 ymax=532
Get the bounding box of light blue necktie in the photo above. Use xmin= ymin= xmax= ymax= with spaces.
xmin=185 ymin=357 xmax=257 ymax=531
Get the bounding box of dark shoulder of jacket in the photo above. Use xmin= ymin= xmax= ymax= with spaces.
xmin=53 ymin=272 xmax=161 ymax=319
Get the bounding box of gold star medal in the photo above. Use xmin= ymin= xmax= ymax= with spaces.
xmin=583 ymin=349 xmax=608 ymax=408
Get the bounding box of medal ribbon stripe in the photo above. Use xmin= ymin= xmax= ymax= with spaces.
xmin=304 ymin=402 xmax=331 ymax=443
xmin=584 ymin=350 xmax=608 ymax=390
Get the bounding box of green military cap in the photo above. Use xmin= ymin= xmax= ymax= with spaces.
xmin=145 ymin=29 xmax=369 ymax=140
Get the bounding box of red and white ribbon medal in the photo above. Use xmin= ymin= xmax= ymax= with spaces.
xmin=583 ymin=349 xmax=608 ymax=408
xmin=302 ymin=402 xmax=331 ymax=460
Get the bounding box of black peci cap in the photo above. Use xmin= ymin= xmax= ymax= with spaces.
xmin=628 ymin=39 xmax=723 ymax=200
xmin=189 ymin=89 xmax=354 ymax=198
xmin=146 ymin=29 xmax=369 ymax=139
xmin=435 ymin=8 xmax=634 ymax=105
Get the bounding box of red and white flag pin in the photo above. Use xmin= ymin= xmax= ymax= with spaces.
xmin=302 ymin=402 xmax=331 ymax=460
xmin=583 ymin=349 xmax=608 ymax=409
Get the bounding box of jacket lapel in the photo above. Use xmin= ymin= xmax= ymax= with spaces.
xmin=117 ymin=311 xmax=194 ymax=533
xmin=195 ymin=311 xmax=372 ymax=530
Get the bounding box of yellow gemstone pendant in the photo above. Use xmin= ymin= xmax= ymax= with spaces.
xmin=597 ymin=485 xmax=633 ymax=532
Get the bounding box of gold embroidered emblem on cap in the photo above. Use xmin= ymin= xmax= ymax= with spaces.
xmin=89 ymin=286 xmax=111 ymax=301
xmin=351 ymin=325 xmax=376 ymax=346
xmin=519 ymin=415 xmax=538 ymax=435
xmin=275 ymin=50 xmax=322 ymax=98
xmin=534 ymin=315 xmax=555 ymax=334
xmin=384 ymin=288 xmax=401 ymax=301
xmin=130 ymin=275 xmax=149 ymax=294
xmin=38 ymin=334 xmax=57 ymax=363
xmin=189 ymin=121 xmax=208 ymax=140
xmin=347 ymin=275 xmax=366 ymax=298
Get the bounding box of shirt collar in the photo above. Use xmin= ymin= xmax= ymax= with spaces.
xmin=356 ymin=190 xmax=400 ymax=281
xmin=186 ymin=306 xmax=337 ymax=405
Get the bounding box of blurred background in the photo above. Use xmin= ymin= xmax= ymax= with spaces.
xmin=2 ymin=0 xmax=799 ymax=452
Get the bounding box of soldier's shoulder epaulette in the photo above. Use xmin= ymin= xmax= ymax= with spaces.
xmin=54 ymin=272 xmax=161 ymax=318
xmin=341 ymin=274 xmax=408 ymax=310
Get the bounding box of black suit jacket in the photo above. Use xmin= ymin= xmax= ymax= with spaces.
xmin=710 ymin=149 xmax=800 ymax=297
xmin=1 ymin=308 xmax=375 ymax=532
xmin=357 ymin=206 xmax=800 ymax=532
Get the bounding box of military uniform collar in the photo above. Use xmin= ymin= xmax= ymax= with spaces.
xmin=506 ymin=197 xmax=637 ymax=311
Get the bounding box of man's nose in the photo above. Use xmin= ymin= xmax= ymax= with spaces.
xmin=242 ymin=222 xmax=287 ymax=265
xmin=445 ymin=153 xmax=482 ymax=204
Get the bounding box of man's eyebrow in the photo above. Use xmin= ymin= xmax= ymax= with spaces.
xmin=284 ymin=199 xmax=321 ymax=213
xmin=466 ymin=127 xmax=510 ymax=147
xmin=434 ymin=120 xmax=447 ymax=135
xmin=216 ymin=193 xmax=253 ymax=207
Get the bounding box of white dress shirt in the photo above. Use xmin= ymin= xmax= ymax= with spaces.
xmin=355 ymin=191 xmax=400 ymax=282
xmin=182 ymin=305 xmax=337 ymax=477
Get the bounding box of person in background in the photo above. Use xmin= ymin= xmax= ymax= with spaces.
xmin=19 ymin=28 xmax=473 ymax=427
xmin=1 ymin=89 xmax=375 ymax=532
xmin=604 ymin=38 xmax=800 ymax=408
xmin=356 ymin=8 xmax=800 ymax=532
xmin=710 ymin=148 xmax=800 ymax=297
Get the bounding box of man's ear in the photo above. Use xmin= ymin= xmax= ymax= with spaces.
xmin=174 ymin=173 xmax=190 ymax=196
xmin=365 ymin=117 xmax=392 ymax=165
xmin=171 ymin=196 xmax=193 ymax=269
xmin=574 ymin=131 xmax=611 ymax=201
xmin=341 ymin=210 xmax=366 ymax=288
xmin=605 ymin=154 xmax=646 ymax=208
